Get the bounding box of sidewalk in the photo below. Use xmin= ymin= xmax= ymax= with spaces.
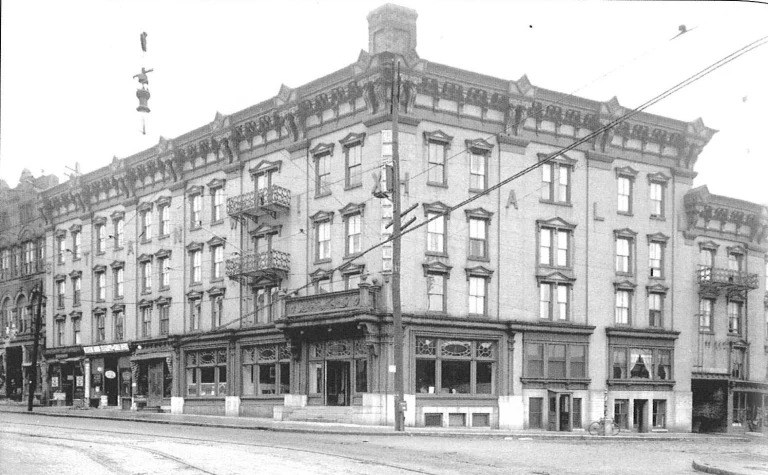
xmin=0 ymin=401 xmax=756 ymax=442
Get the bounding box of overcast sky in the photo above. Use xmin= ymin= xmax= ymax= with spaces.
xmin=1 ymin=0 xmax=766 ymax=204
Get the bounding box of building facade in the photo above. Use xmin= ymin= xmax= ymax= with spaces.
xmin=38 ymin=4 xmax=767 ymax=431
xmin=0 ymin=170 xmax=58 ymax=402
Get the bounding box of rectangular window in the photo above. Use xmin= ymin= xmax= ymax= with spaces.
xmin=56 ymin=281 xmax=66 ymax=308
xmin=649 ymin=242 xmax=663 ymax=278
xmin=211 ymin=296 xmax=223 ymax=328
xmin=159 ymin=305 xmax=169 ymax=336
xmin=539 ymin=283 xmax=569 ymax=321
xmin=648 ymin=293 xmax=663 ymax=327
xmin=469 ymin=151 xmax=487 ymax=190
xmin=540 ymin=228 xmax=570 ymax=267
xmin=570 ymin=345 xmax=586 ymax=378
xmin=190 ymin=195 xmax=202 ymax=228
xmin=526 ymin=343 xmax=544 ymax=377
xmin=212 ymin=246 xmax=224 ymax=279
xmin=95 ymin=313 xmax=105 ymax=342
xmin=650 ymin=182 xmax=664 ymax=217
xmin=159 ymin=258 xmax=169 ymax=288
xmin=468 ymin=218 xmax=487 ymax=259
xmin=344 ymin=273 xmax=361 ymax=291
xmin=189 ymin=299 xmax=201 ymax=331
xmin=699 ymin=298 xmax=713 ymax=331
xmin=316 ymin=221 xmax=331 ymax=261
xmin=141 ymin=307 xmax=151 ymax=337
xmin=728 ymin=301 xmax=743 ymax=335
xmin=427 ymin=141 xmax=446 ymax=184
xmin=159 ymin=205 xmax=170 ymax=236
xmin=541 ymin=163 xmax=553 ymax=201
xmin=241 ymin=344 xmax=291 ymax=396
xmin=529 ymin=397 xmax=544 ymax=429
xmin=255 ymin=286 xmax=277 ymax=324
xmin=114 ymin=268 xmax=124 ymax=298
xmin=345 ymin=214 xmax=361 ymax=255
xmin=72 ymin=232 xmax=81 ymax=259
xmin=573 ymin=398 xmax=583 ymax=429
xmin=56 ymin=236 xmax=65 ymax=264
xmin=617 ymin=176 xmax=632 ymax=213
xmin=652 ymin=400 xmax=667 ymax=428
xmin=72 ymin=277 xmax=81 ymax=306
xmin=142 ymin=261 xmax=152 ymax=293
xmin=615 ymin=290 xmax=631 ymax=325
xmin=468 ymin=276 xmax=486 ymax=316
xmin=315 ymin=153 xmax=331 ymax=196
xmin=191 ymin=250 xmax=202 ymax=283
xmin=426 ymin=213 xmax=445 ymax=254
xmin=115 ymin=218 xmax=124 ymax=248
xmin=415 ymin=339 xmax=496 ymax=395
xmin=55 ymin=320 xmax=64 ymax=346
xmin=113 ymin=310 xmax=124 ymax=341
xmin=616 ymin=237 xmax=632 ymax=274
xmin=345 ymin=144 xmax=362 ymax=188
xmin=426 ymin=273 xmax=445 ymax=312
xmin=548 ymin=344 xmax=566 ymax=379
xmin=542 ymin=163 xmax=572 ymax=203
xmin=96 ymin=225 xmax=106 ymax=253
xmin=212 ymin=188 xmax=224 ymax=222
xmin=186 ymin=348 xmax=227 ymax=397
xmin=141 ymin=210 xmax=152 ymax=240
xmin=699 ymin=248 xmax=715 ymax=270
xmin=728 ymin=253 xmax=743 ymax=272
xmin=656 ymin=349 xmax=671 ymax=380
xmin=557 ymin=165 xmax=571 ymax=203
xmin=73 ymin=318 xmax=81 ymax=345
xmin=96 ymin=272 xmax=106 ymax=301
xmin=614 ymin=399 xmax=629 ymax=429
xmin=540 ymin=228 xmax=552 ymax=266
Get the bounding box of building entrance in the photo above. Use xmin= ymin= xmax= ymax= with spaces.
xmin=634 ymin=399 xmax=648 ymax=433
xmin=147 ymin=361 xmax=165 ymax=407
xmin=326 ymin=361 xmax=350 ymax=406
xmin=104 ymin=356 xmax=119 ymax=406
xmin=548 ymin=391 xmax=572 ymax=431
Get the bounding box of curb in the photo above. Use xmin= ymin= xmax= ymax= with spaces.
xmin=692 ymin=460 xmax=748 ymax=475
xmin=0 ymin=409 xmax=753 ymax=441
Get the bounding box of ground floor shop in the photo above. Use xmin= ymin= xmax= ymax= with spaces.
xmin=3 ymin=342 xmax=44 ymax=403
xmin=692 ymin=376 xmax=768 ymax=433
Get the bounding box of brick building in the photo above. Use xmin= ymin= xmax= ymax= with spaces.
xmin=38 ymin=4 xmax=767 ymax=431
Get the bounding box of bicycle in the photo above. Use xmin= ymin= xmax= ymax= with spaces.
xmin=588 ymin=417 xmax=621 ymax=436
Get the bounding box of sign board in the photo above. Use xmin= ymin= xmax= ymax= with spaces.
xmin=388 ymin=365 xmax=397 ymax=373
xmin=83 ymin=343 xmax=129 ymax=354
xmin=51 ymin=377 xmax=59 ymax=387
xmin=75 ymin=376 xmax=84 ymax=387
xmin=52 ymin=392 xmax=66 ymax=401
xmin=105 ymin=370 xmax=116 ymax=379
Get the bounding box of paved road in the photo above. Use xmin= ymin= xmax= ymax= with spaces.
xmin=0 ymin=412 xmax=764 ymax=474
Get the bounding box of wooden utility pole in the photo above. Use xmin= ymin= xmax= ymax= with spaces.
xmin=27 ymin=284 xmax=44 ymax=412
xmin=391 ymin=61 xmax=405 ymax=432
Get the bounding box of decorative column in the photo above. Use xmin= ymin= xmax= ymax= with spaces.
xmin=84 ymin=359 xmax=91 ymax=400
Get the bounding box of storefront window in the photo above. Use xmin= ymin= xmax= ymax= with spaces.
xmin=415 ymin=338 xmax=496 ymax=395
xmin=241 ymin=343 xmax=291 ymax=396
xmin=186 ymin=349 xmax=227 ymax=397
xmin=524 ymin=341 xmax=587 ymax=380
xmin=610 ymin=346 xmax=672 ymax=381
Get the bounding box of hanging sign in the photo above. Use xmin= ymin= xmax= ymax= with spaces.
xmin=105 ymin=370 xmax=117 ymax=379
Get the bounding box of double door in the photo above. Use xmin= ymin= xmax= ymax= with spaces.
xmin=548 ymin=391 xmax=572 ymax=431
xmin=147 ymin=361 xmax=165 ymax=407
xmin=326 ymin=361 xmax=350 ymax=406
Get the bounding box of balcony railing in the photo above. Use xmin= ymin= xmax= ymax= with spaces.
xmin=227 ymin=186 xmax=291 ymax=220
xmin=284 ymin=285 xmax=381 ymax=320
xmin=696 ymin=267 xmax=759 ymax=292
xmin=226 ymin=250 xmax=290 ymax=281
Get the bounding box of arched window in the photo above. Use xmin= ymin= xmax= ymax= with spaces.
xmin=0 ymin=298 xmax=9 ymax=336
xmin=15 ymin=294 xmax=27 ymax=334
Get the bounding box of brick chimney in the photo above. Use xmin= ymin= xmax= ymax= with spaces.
xmin=367 ymin=4 xmax=418 ymax=56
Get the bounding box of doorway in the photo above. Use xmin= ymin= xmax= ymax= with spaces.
xmin=634 ymin=399 xmax=648 ymax=433
xmin=326 ymin=361 xmax=350 ymax=406
xmin=547 ymin=390 xmax=572 ymax=431
xmin=147 ymin=362 xmax=165 ymax=407
xmin=104 ymin=357 xmax=119 ymax=406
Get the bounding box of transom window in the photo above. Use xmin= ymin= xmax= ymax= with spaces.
xmin=611 ymin=347 xmax=672 ymax=381
xmin=186 ymin=348 xmax=227 ymax=397
xmin=524 ymin=342 xmax=586 ymax=379
xmin=242 ymin=344 xmax=291 ymax=396
xmin=415 ymin=338 xmax=496 ymax=395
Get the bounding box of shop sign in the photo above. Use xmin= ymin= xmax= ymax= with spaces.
xmin=75 ymin=376 xmax=84 ymax=387
xmin=52 ymin=392 xmax=66 ymax=401
xmin=105 ymin=370 xmax=117 ymax=379
xmin=51 ymin=376 xmax=59 ymax=387
xmin=83 ymin=343 xmax=129 ymax=355
xmin=122 ymin=371 xmax=132 ymax=381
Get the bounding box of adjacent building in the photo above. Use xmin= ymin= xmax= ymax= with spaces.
xmin=35 ymin=4 xmax=767 ymax=432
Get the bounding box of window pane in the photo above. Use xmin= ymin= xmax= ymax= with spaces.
xmin=569 ymin=345 xmax=586 ymax=378
xmin=539 ymin=229 xmax=551 ymax=265
xmin=355 ymin=359 xmax=368 ymax=393
xmin=280 ymin=362 xmax=290 ymax=394
xmin=441 ymin=360 xmax=471 ymax=394
xmin=629 ymin=348 xmax=652 ymax=379
xmin=612 ymin=349 xmax=626 ymax=379
xmin=526 ymin=343 xmax=544 ymax=377
xmin=416 ymin=359 xmax=436 ymax=394
xmin=557 ymin=231 xmax=568 ymax=266
xmin=557 ymin=285 xmax=568 ymax=321
xmin=539 ymin=284 xmax=551 ymax=320
xmin=476 ymin=362 xmax=493 ymax=394
xmin=529 ymin=397 xmax=543 ymax=429
xmin=548 ymin=344 xmax=566 ymax=379
xmin=259 ymin=364 xmax=276 ymax=394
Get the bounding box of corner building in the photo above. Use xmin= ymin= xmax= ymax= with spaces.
xmin=41 ymin=4 xmax=768 ymax=431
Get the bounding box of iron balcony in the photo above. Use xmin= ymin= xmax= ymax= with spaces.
xmin=696 ymin=266 xmax=759 ymax=292
xmin=227 ymin=186 xmax=291 ymax=220
xmin=225 ymin=250 xmax=290 ymax=281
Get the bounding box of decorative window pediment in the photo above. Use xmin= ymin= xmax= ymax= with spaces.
xmin=613 ymin=279 xmax=637 ymax=290
xmin=339 ymin=262 xmax=365 ymax=276
xmin=111 ymin=303 xmax=125 ymax=312
xmin=155 ymin=195 xmax=171 ymax=207
xmin=186 ymin=185 xmax=204 ymax=196
xmin=155 ymin=248 xmax=172 ymax=259
xmin=93 ymin=264 xmax=106 ymax=273
xmin=138 ymin=298 xmax=154 ymax=308
xmin=93 ymin=216 xmax=107 ymax=226
xmin=249 ymin=159 xmax=282 ymax=176
xmin=310 ymin=210 xmax=334 ymax=224
xmin=68 ymin=310 xmax=82 ymax=319
xmin=206 ymin=177 xmax=226 ymax=190
xmin=423 ymin=201 xmax=451 ymax=217
xmin=339 ymin=202 xmax=365 ymax=217
xmin=464 ymin=207 xmax=494 ymax=221
xmin=207 ymin=286 xmax=226 ymax=297
xmin=55 ymin=313 xmax=66 ymax=321
xmin=465 ymin=265 xmax=494 ymax=279
xmin=186 ymin=241 xmax=204 ymax=252
xmin=110 ymin=210 xmax=125 ymax=221
xmin=310 ymin=267 xmax=333 ymax=281
xmin=155 ymin=296 xmax=172 ymax=306
xmin=466 ymin=138 xmax=494 ymax=152
xmin=614 ymin=228 xmax=638 ymax=238
xmin=647 ymin=232 xmax=669 ymax=243
xmin=207 ymin=236 xmax=226 ymax=247
xmin=186 ymin=290 xmax=203 ymax=300
xmin=110 ymin=260 xmax=125 ymax=269
xmin=54 ymin=273 xmax=67 ymax=282
xmin=698 ymin=240 xmax=720 ymax=251
xmin=536 ymin=270 xmax=575 ymax=284
xmin=537 ymin=217 xmax=576 ymax=230
xmin=727 ymin=244 xmax=746 ymax=255
xmin=424 ymin=130 xmax=453 ymax=144
xmin=647 ymin=172 xmax=670 ymax=184
xmin=137 ymin=253 xmax=153 ymax=263
xmin=93 ymin=306 xmax=107 ymax=315
xmin=646 ymin=283 xmax=669 ymax=294
xmin=69 ymin=223 xmax=82 ymax=233
xmin=69 ymin=270 xmax=82 ymax=279
xmin=615 ymin=166 xmax=639 ymax=178
xmin=137 ymin=201 xmax=153 ymax=212
xmin=537 ymin=152 xmax=577 ymax=166
xmin=422 ymin=260 xmax=453 ymax=276
xmin=54 ymin=229 xmax=67 ymax=238
xmin=250 ymin=223 xmax=281 ymax=237
xmin=339 ymin=132 xmax=366 ymax=147
xmin=310 ymin=142 xmax=335 ymax=157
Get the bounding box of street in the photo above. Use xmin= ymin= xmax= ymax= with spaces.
xmin=0 ymin=412 xmax=765 ymax=474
